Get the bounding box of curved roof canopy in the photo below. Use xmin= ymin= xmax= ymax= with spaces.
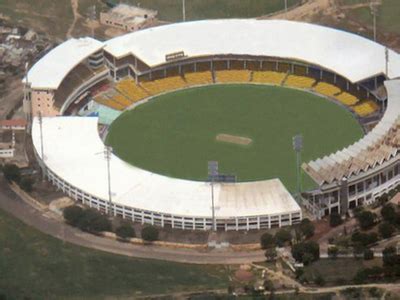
xmin=104 ymin=19 xmax=400 ymax=83
xmin=32 ymin=116 xmax=300 ymax=218
xmin=26 ymin=37 xmax=103 ymax=90
xmin=26 ymin=20 xmax=400 ymax=90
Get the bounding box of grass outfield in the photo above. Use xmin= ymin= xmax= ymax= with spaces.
xmin=0 ymin=208 xmax=229 ymax=299
xmin=106 ymin=84 xmax=363 ymax=192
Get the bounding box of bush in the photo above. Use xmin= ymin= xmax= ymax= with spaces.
xmin=299 ymin=218 xmax=315 ymax=238
xmin=328 ymin=246 xmax=338 ymax=259
xmin=141 ymin=226 xmax=159 ymax=242
xmin=351 ymin=231 xmax=378 ymax=247
xmin=63 ymin=205 xmax=84 ymax=227
xmin=381 ymin=204 xmax=397 ymax=224
xmin=264 ymin=248 xmax=277 ymax=261
xmin=77 ymin=209 xmax=111 ymax=233
xmin=291 ymin=241 xmax=319 ymax=264
xmin=329 ymin=212 xmax=343 ymax=227
xmin=363 ymin=249 xmax=374 ymax=260
xmin=314 ymin=274 xmax=325 ymax=286
xmin=379 ymin=222 xmax=395 ymax=239
xmin=260 ymin=232 xmax=275 ymax=249
xmin=356 ymin=211 xmax=377 ymax=230
xmin=274 ymin=229 xmax=292 ymax=247
xmin=19 ymin=177 xmax=34 ymax=192
xmin=115 ymin=222 xmax=135 ymax=240
xmin=2 ymin=163 xmax=20 ymax=183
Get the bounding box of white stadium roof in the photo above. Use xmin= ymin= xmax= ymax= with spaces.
xmin=26 ymin=20 xmax=400 ymax=90
xmin=26 ymin=37 xmax=103 ymax=89
xmin=32 ymin=116 xmax=300 ymax=218
xmin=104 ymin=19 xmax=400 ymax=83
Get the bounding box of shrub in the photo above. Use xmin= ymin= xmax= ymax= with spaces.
xmin=329 ymin=212 xmax=343 ymax=227
xmin=291 ymin=241 xmax=319 ymax=264
xmin=115 ymin=222 xmax=135 ymax=240
xmin=299 ymin=218 xmax=315 ymax=238
xmin=264 ymin=248 xmax=277 ymax=261
xmin=363 ymin=249 xmax=374 ymax=260
xmin=328 ymin=246 xmax=339 ymax=259
xmin=260 ymin=232 xmax=275 ymax=249
xmin=63 ymin=205 xmax=84 ymax=227
xmin=2 ymin=163 xmax=20 ymax=183
xmin=314 ymin=274 xmax=325 ymax=286
xmin=141 ymin=225 xmax=159 ymax=242
xmin=274 ymin=229 xmax=292 ymax=247
xmin=356 ymin=211 xmax=377 ymax=230
xmin=77 ymin=209 xmax=111 ymax=233
xmin=351 ymin=231 xmax=378 ymax=247
xmin=19 ymin=177 xmax=34 ymax=192
xmin=381 ymin=204 xmax=397 ymax=224
xmin=379 ymin=222 xmax=395 ymax=239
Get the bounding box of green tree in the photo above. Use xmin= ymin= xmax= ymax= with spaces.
xmin=328 ymin=246 xmax=339 ymax=259
xmin=291 ymin=241 xmax=319 ymax=264
xmin=314 ymin=274 xmax=325 ymax=286
xmin=2 ymin=163 xmax=20 ymax=183
xmin=379 ymin=222 xmax=395 ymax=239
xmin=77 ymin=209 xmax=111 ymax=233
xmin=351 ymin=231 xmax=378 ymax=247
xmin=115 ymin=222 xmax=136 ymax=240
xmin=356 ymin=211 xmax=376 ymax=230
xmin=381 ymin=204 xmax=397 ymax=224
xmin=364 ymin=249 xmax=374 ymax=260
xmin=299 ymin=218 xmax=315 ymax=238
xmin=141 ymin=225 xmax=159 ymax=242
xmin=382 ymin=246 xmax=398 ymax=267
xmin=274 ymin=229 xmax=292 ymax=247
xmin=260 ymin=232 xmax=275 ymax=249
xmin=329 ymin=212 xmax=343 ymax=227
xmin=19 ymin=177 xmax=34 ymax=192
xmin=63 ymin=205 xmax=84 ymax=227
xmin=264 ymin=247 xmax=277 ymax=261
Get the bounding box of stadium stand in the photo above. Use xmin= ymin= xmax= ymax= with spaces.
xmin=313 ymin=82 xmax=341 ymax=97
xmin=184 ymin=71 xmax=213 ymax=86
xmin=140 ymin=75 xmax=187 ymax=95
xmin=216 ymin=70 xmax=251 ymax=83
xmin=116 ymin=78 xmax=149 ymax=102
xmin=252 ymin=71 xmax=286 ymax=85
xmin=284 ymin=74 xmax=316 ymax=89
xmin=352 ymin=100 xmax=380 ymax=117
xmin=334 ymin=92 xmax=359 ymax=106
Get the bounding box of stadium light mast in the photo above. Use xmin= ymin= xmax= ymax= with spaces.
xmin=182 ymin=0 xmax=186 ymax=22
xmin=208 ymin=161 xmax=218 ymax=231
xmin=370 ymin=1 xmax=378 ymax=42
xmin=293 ymin=134 xmax=303 ymax=203
xmin=104 ymin=145 xmax=114 ymax=216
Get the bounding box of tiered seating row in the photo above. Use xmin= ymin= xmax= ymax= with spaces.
xmin=216 ymin=70 xmax=250 ymax=83
xmin=252 ymin=71 xmax=286 ymax=85
xmin=352 ymin=101 xmax=380 ymax=117
xmin=141 ymin=76 xmax=187 ymax=95
xmin=284 ymin=74 xmax=316 ymax=89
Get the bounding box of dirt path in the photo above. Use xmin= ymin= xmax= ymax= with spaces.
xmin=66 ymin=0 xmax=81 ymax=38
xmin=259 ymin=0 xmax=337 ymax=22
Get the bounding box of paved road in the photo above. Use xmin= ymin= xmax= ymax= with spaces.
xmin=0 ymin=178 xmax=265 ymax=264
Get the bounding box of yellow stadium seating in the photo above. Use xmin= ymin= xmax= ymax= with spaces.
xmin=116 ymin=79 xmax=149 ymax=102
xmin=314 ymin=82 xmax=341 ymax=97
xmin=352 ymin=100 xmax=379 ymax=117
xmin=94 ymin=95 xmax=125 ymax=111
xmin=184 ymin=71 xmax=213 ymax=86
xmin=284 ymin=75 xmax=316 ymax=89
xmin=252 ymin=71 xmax=286 ymax=85
xmin=334 ymin=92 xmax=359 ymax=106
xmin=141 ymin=76 xmax=187 ymax=95
xmin=216 ymin=70 xmax=250 ymax=83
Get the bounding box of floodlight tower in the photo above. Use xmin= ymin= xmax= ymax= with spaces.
xmin=293 ymin=134 xmax=303 ymax=202
xmin=208 ymin=161 xmax=218 ymax=231
xmin=38 ymin=112 xmax=45 ymax=180
xmin=104 ymin=145 xmax=114 ymax=216
xmin=182 ymin=0 xmax=186 ymax=22
xmin=284 ymin=0 xmax=288 ymax=12
xmin=370 ymin=1 xmax=378 ymax=42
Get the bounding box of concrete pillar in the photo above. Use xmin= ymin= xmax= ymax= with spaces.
xmin=257 ymin=217 xmax=260 ymax=229
xmin=340 ymin=178 xmax=349 ymax=215
xmin=227 ymin=60 xmax=230 ymax=69
xmin=244 ymin=60 xmax=247 ymax=69
xmin=246 ymin=218 xmax=250 ymax=231
xmin=235 ymin=218 xmax=239 ymax=231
